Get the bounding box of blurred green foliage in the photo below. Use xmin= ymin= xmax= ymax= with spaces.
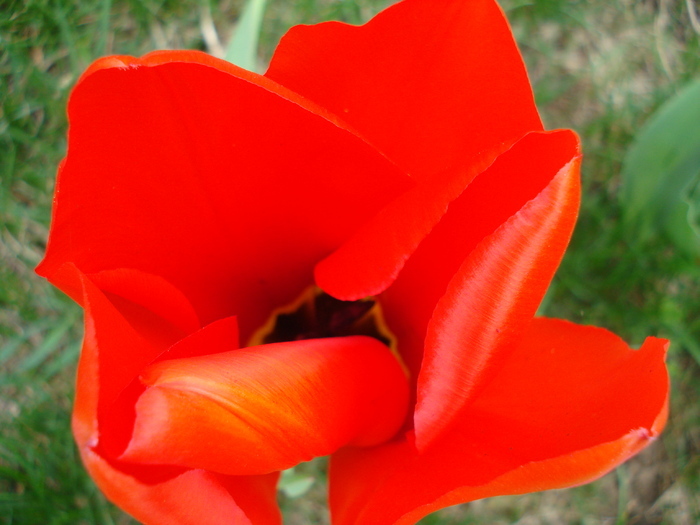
xmin=620 ymin=77 xmax=700 ymax=257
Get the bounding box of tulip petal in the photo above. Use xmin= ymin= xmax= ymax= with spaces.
xmin=379 ymin=130 xmax=580 ymax=385
xmin=329 ymin=318 xmax=670 ymax=525
xmin=314 ymin=152 xmax=502 ymax=300
xmin=280 ymin=0 xmax=545 ymax=300
xmin=121 ymin=335 xmax=409 ymax=476
xmin=88 ymin=268 xmax=201 ymax=336
xmin=414 ymin=140 xmax=581 ymax=447
xmin=67 ymin=264 xmax=185 ymax=449
xmin=81 ymin=448 xmax=281 ymax=525
xmin=267 ymin=0 xmax=542 ymax=179
xmin=70 ymin=263 xmax=280 ymax=524
xmin=37 ymin=51 xmax=410 ymax=341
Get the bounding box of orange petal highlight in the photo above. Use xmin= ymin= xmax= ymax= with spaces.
xmin=121 ymin=335 xmax=409 ymax=476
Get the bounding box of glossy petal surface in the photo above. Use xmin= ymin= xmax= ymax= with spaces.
xmin=379 ymin=130 xmax=580 ymax=390
xmin=121 ymin=335 xmax=409 ymax=475
xmin=330 ymin=318 xmax=669 ymax=525
xmin=415 ymin=139 xmax=581 ymax=446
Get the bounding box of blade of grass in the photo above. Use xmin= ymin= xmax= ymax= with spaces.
xmin=15 ymin=312 xmax=78 ymax=373
xmin=41 ymin=340 xmax=81 ymax=379
xmin=51 ymin=3 xmax=83 ymax=73
xmin=97 ymin=0 xmax=113 ymax=56
xmin=0 ymin=319 xmax=53 ymax=365
xmin=225 ymin=0 xmax=268 ymax=72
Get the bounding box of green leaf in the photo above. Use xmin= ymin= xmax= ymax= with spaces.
xmin=279 ymin=468 xmax=315 ymax=499
xmin=620 ymin=77 xmax=700 ymax=255
xmin=665 ymin=193 xmax=700 ymax=257
xmin=225 ymin=0 xmax=268 ymax=72
xmin=98 ymin=0 xmax=113 ymax=56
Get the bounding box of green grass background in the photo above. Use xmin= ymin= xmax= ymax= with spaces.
xmin=1 ymin=0 xmax=699 ymax=523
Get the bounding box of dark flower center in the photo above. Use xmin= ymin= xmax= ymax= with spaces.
xmin=253 ymin=287 xmax=393 ymax=348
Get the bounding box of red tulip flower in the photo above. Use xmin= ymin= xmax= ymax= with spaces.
xmin=37 ymin=0 xmax=670 ymax=523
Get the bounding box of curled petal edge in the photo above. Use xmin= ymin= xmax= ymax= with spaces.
xmin=394 ymin=394 xmax=668 ymax=525
xmin=80 ymin=448 xmax=281 ymax=525
xmin=66 ymin=263 xmax=282 ymax=524
xmin=329 ymin=324 xmax=670 ymax=525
